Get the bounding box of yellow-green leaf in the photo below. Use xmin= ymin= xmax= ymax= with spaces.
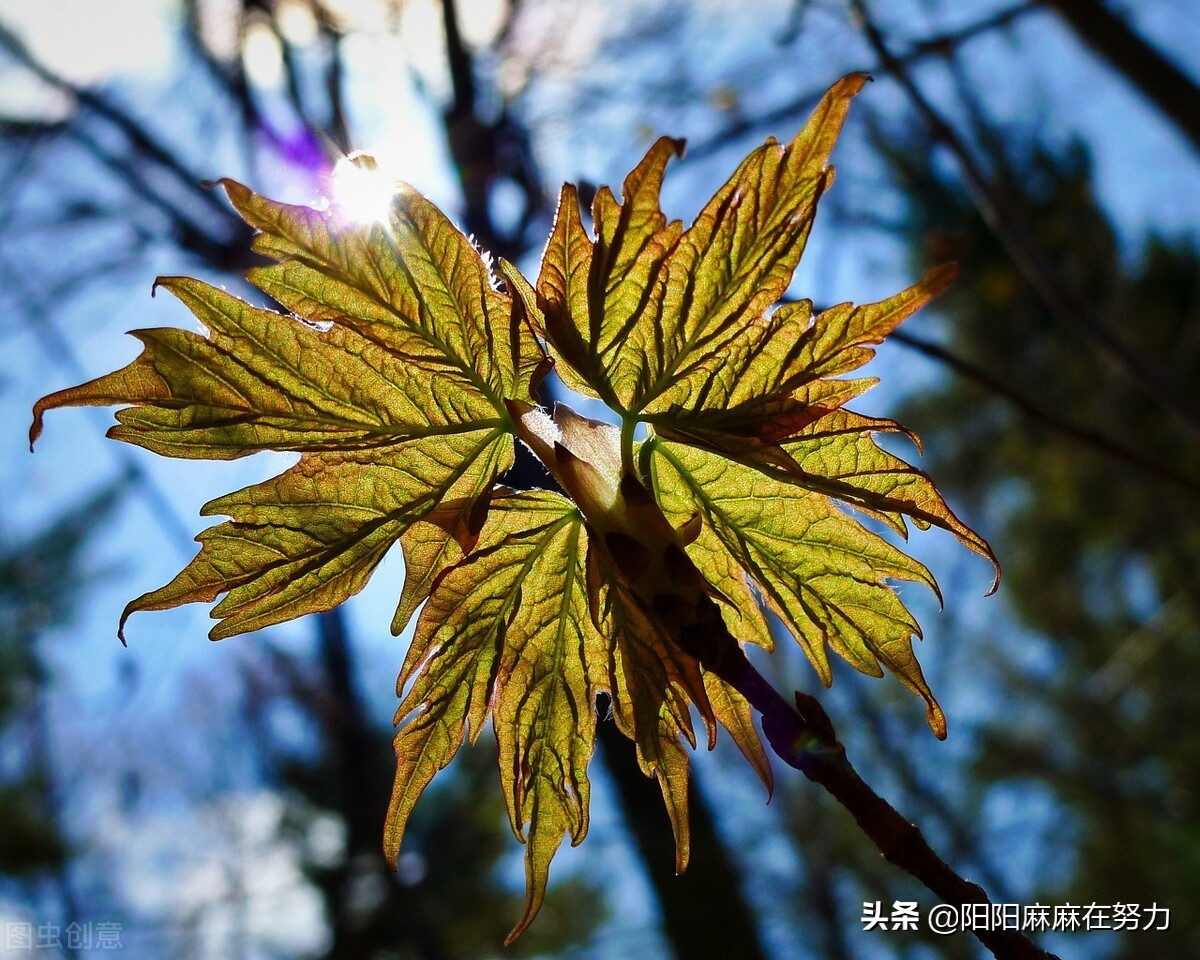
xmin=389 ymin=494 xmax=488 ymax=636
xmin=589 ymin=550 xmax=709 ymax=873
xmin=536 ymin=137 xmax=684 ymax=406
xmin=385 ymin=486 xmax=731 ymax=938
xmin=32 ymin=76 xmax=1001 ymax=944
xmin=644 ymin=265 xmax=958 ymax=452
xmin=32 ymin=177 xmax=541 ymax=640
xmin=703 ymin=671 xmax=773 ymax=796
xmin=224 ymin=178 xmax=542 ymax=405
xmin=644 ymin=436 xmax=949 ymax=738
xmin=125 ymin=428 xmax=510 ymax=639
xmin=537 ymin=73 xmax=867 ymax=417
xmin=530 ymin=72 xmax=995 ymax=742
xmin=31 ymin=277 xmax=505 ymax=458
xmin=386 ymin=491 xmax=603 ymax=942
xmin=781 ymin=407 xmax=996 ymax=575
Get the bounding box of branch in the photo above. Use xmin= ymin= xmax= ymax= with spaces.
xmin=905 ymin=2 xmax=1037 ymax=58
xmin=0 ymin=21 xmax=236 ymax=224
xmin=0 ymin=20 xmax=250 ymax=264
xmin=686 ymin=2 xmax=1039 ymax=162
xmin=886 ymin=329 xmax=1200 ymax=496
xmin=64 ymin=122 xmax=248 ymax=266
xmin=842 ymin=674 xmax=1016 ymax=903
xmin=1038 ymin=0 xmax=1200 ymax=155
xmin=849 ymin=0 xmax=1200 ymax=440
xmin=697 ymin=636 xmax=1061 ymax=960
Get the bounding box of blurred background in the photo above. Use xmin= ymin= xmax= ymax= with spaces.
xmin=1 ymin=0 xmax=1197 ymax=957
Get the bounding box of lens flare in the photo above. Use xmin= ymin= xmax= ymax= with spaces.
xmin=331 ymin=152 xmax=400 ymax=225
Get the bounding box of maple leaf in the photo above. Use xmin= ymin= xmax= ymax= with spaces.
xmin=31 ymin=75 xmax=997 ymax=939
xmin=525 ymin=72 xmax=999 ymax=738
xmin=31 ymin=180 xmax=533 ymax=639
xmin=384 ymin=490 xmax=601 ymax=940
xmin=536 ymin=76 xmax=862 ymax=443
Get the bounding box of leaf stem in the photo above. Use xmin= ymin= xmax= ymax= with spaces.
xmin=695 ymin=632 xmax=1060 ymax=960
xmin=620 ymin=416 xmax=637 ymax=477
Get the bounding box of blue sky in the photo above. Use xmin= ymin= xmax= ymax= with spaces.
xmin=1 ymin=1 xmax=1197 ymax=956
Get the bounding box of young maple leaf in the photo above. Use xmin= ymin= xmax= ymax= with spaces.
xmin=32 ymin=180 xmax=539 ymax=639
xmin=523 ymin=73 xmax=998 ymax=736
xmin=31 ymin=75 xmax=997 ymax=940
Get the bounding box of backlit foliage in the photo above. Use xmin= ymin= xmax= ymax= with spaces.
xmin=32 ymin=74 xmax=995 ymax=940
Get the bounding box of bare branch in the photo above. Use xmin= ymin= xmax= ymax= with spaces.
xmin=0 ymin=20 xmax=240 ymax=226
xmin=887 ymin=329 xmax=1200 ymax=496
xmin=687 ymin=2 xmax=1040 ymax=162
xmin=700 ymin=636 xmax=1061 ymax=960
xmin=1038 ymin=0 xmax=1200 ymax=155
xmin=849 ymin=0 xmax=1200 ymax=440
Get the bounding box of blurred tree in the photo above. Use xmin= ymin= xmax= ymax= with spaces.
xmin=0 ymin=484 xmax=122 ymax=913
xmin=881 ymin=122 xmax=1200 ymax=957
xmin=2 ymin=0 xmax=1199 ymax=956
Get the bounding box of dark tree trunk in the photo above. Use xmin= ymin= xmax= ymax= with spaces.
xmin=596 ymin=711 xmax=770 ymax=960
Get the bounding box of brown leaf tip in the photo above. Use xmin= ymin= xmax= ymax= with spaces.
xmin=28 ymin=411 xmax=43 ymax=453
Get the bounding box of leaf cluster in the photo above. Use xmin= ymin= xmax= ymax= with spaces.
xmin=31 ymin=74 xmax=995 ymax=939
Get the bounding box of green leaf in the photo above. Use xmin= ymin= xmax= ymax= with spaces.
xmin=644 ymin=436 xmax=950 ymax=738
xmin=32 ymin=179 xmax=533 ymax=639
xmin=32 ymin=77 xmax=1000 ymax=942
xmin=646 ymin=265 xmax=959 ymax=458
xmin=386 ymin=479 xmax=742 ymax=936
xmin=536 ymin=73 xmax=868 ymax=418
xmin=385 ymin=492 xmax=602 ymax=942
xmin=125 ymin=430 xmax=510 ymax=639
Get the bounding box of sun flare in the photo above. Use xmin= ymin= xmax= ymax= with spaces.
xmin=330 ymin=152 xmax=402 ymax=225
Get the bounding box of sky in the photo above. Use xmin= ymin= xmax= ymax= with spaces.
xmin=1 ymin=1 xmax=1198 ymax=957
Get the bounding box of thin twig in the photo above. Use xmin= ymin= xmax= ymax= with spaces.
xmin=0 ymin=22 xmax=235 ymax=224
xmin=686 ymin=2 xmax=1040 ymax=162
xmin=849 ymin=0 xmax=1200 ymax=439
xmin=887 ymin=329 xmax=1200 ymax=496
xmin=701 ymin=638 xmax=1060 ymax=960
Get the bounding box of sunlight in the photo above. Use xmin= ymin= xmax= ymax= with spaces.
xmin=0 ymin=0 xmax=171 ymax=84
xmin=242 ymin=14 xmax=285 ymax=88
xmin=330 ymin=152 xmax=401 ymax=225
